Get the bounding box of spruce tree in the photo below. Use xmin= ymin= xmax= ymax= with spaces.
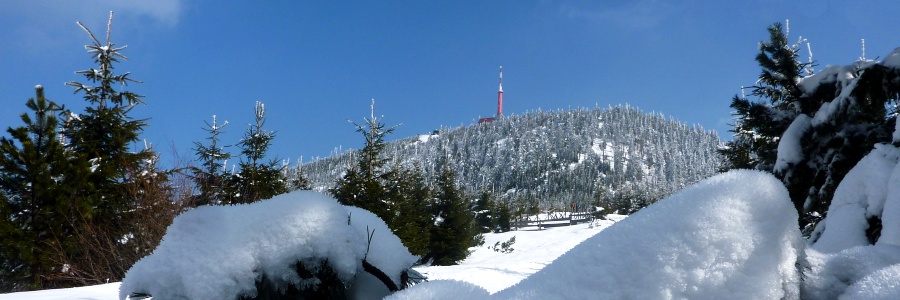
xmin=385 ymin=165 xmax=432 ymax=257
xmin=231 ymin=102 xmax=287 ymax=204
xmin=778 ymin=55 xmax=899 ymax=235
xmin=284 ymin=161 xmax=312 ymax=192
xmin=474 ymin=190 xmax=494 ymax=233
xmin=330 ymin=101 xmax=395 ymax=219
xmin=722 ymin=22 xmax=900 ymax=234
xmin=493 ymin=200 xmax=512 ymax=233
xmin=62 ymin=12 xmax=154 ymax=227
xmin=427 ymin=166 xmax=476 ymax=266
xmin=719 ymin=23 xmax=805 ymax=172
xmin=55 ymin=13 xmax=171 ymax=286
xmin=0 ymin=86 xmax=73 ymax=291
xmin=190 ymin=115 xmax=231 ymax=206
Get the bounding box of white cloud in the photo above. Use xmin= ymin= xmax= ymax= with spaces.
xmin=0 ymin=0 xmax=183 ymax=57
xmin=1 ymin=0 xmax=183 ymax=28
xmin=560 ymin=0 xmax=679 ymax=30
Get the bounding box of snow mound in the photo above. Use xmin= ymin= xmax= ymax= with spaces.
xmin=385 ymin=280 xmax=490 ymax=300
xmin=811 ymin=144 xmax=900 ymax=253
xmin=118 ymin=191 xmax=417 ymax=300
xmin=493 ymin=170 xmax=803 ymax=299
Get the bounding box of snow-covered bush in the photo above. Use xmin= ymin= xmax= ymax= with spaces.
xmin=810 ymin=143 xmax=900 ymax=252
xmin=799 ymin=120 xmax=900 ymax=298
xmin=118 ymin=191 xmax=417 ymax=300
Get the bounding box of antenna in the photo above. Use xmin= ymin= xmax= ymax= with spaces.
xmin=860 ymin=39 xmax=866 ymax=61
xmin=497 ymin=66 xmax=503 ymax=116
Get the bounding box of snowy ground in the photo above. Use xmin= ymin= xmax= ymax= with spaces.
xmin=0 ymin=283 xmax=120 ymax=300
xmin=0 ymin=216 xmax=623 ymax=299
xmin=416 ymin=215 xmax=626 ymax=294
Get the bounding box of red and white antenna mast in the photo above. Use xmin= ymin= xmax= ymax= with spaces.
xmin=497 ymin=66 xmax=503 ymax=116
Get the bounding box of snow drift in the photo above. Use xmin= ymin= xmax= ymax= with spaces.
xmin=394 ymin=170 xmax=806 ymax=299
xmin=118 ymin=191 xmax=417 ymax=300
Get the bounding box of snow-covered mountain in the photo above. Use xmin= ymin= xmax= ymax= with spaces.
xmin=300 ymin=105 xmax=723 ymax=211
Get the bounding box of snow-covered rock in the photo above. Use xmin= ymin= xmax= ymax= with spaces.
xmin=118 ymin=191 xmax=417 ymax=300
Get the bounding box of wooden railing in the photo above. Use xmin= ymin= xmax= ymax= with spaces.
xmin=511 ymin=212 xmax=594 ymax=229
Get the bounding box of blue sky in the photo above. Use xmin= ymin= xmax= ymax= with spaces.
xmin=2 ymin=1 xmax=899 ymax=167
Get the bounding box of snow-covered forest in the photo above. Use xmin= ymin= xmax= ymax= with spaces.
xmin=300 ymin=105 xmax=722 ymax=213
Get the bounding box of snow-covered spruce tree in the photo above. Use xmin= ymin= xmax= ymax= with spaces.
xmin=719 ymin=22 xmax=806 ymax=172
xmin=0 ymin=86 xmax=75 ymax=291
xmin=724 ymin=22 xmax=900 ymax=234
xmin=778 ymin=50 xmax=900 ymax=236
xmin=190 ymin=115 xmax=232 ymax=206
xmin=426 ymin=165 xmax=477 ymax=266
xmin=229 ymin=102 xmax=287 ymax=204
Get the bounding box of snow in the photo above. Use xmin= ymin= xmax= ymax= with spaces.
xmin=881 ymin=149 xmax=900 ymax=247
xmin=840 ymin=263 xmax=900 ymax=299
xmin=894 ymin=114 xmax=900 ymax=144
xmin=118 ymin=190 xmax=417 ymax=300
xmin=798 ymin=64 xmax=857 ymax=98
xmin=774 ymin=114 xmax=811 ymax=173
xmin=386 ymin=280 xmax=490 ymax=300
xmin=0 ymin=283 xmax=119 ymax=300
xmin=803 ymin=245 xmax=900 ymax=299
xmin=812 ymin=144 xmax=900 ymax=252
xmin=417 ymin=134 xmax=436 ymax=143
xmin=882 ymin=47 xmax=900 ymax=69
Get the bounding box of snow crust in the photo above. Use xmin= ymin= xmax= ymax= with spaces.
xmin=774 ymin=114 xmax=811 ymax=173
xmin=118 ymin=191 xmax=416 ymax=300
xmin=812 ymin=144 xmax=900 ymax=252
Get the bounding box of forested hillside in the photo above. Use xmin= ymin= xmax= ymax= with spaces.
xmin=300 ymin=105 xmax=723 ymax=213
